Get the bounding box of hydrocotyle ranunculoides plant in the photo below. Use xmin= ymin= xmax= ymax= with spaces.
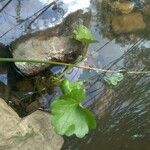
xmin=51 ymin=78 xmax=96 ymax=138
xmin=104 ymin=72 xmax=124 ymax=86
xmin=73 ymin=25 xmax=98 ymax=46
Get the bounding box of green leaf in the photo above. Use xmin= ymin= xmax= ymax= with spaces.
xmin=60 ymin=79 xmax=86 ymax=101
xmin=104 ymin=72 xmax=124 ymax=86
xmin=51 ymin=79 xmax=96 ymax=138
xmin=73 ymin=25 xmax=98 ymax=45
xmin=51 ymin=98 xmax=96 ymax=138
xmin=60 ymin=79 xmax=72 ymax=95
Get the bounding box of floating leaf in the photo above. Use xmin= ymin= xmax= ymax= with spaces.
xmin=51 ymin=79 xmax=96 ymax=138
xmin=104 ymin=72 xmax=124 ymax=86
xmin=73 ymin=25 xmax=98 ymax=45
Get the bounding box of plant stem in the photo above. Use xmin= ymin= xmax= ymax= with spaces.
xmin=0 ymin=57 xmax=149 ymax=74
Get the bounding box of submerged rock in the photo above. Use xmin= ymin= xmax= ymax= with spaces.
xmin=112 ymin=13 xmax=146 ymax=34
xmin=12 ymin=36 xmax=83 ymax=76
xmin=9 ymin=0 xmax=91 ymax=76
xmin=111 ymin=1 xmax=134 ymax=14
xmin=143 ymin=5 xmax=150 ymax=15
xmin=0 ymin=97 xmax=64 ymax=150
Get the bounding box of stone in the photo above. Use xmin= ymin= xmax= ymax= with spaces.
xmin=26 ymin=100 xmax=41 ymax=113
xmin=12 ymin=35 xmax=83 ymax=76
xmin=112 ymin=13 xmax=146 ymax=34
xmin=16 ymin=78 xmax=34 ymax=92
xmin=9 ymin=0 xmax=91 ymax=76
xmin=143 ymin=5 xmax=150 ymax=15
xmin=0 ymin=97 xmax=64 ymax=150
xmin=111 ymin=1 xmax=134 ymax=14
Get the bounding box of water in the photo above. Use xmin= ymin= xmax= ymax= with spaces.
xmin=0 ymin=0 xmax=150 ymax=149
xmin=62 ymin=0 xmax=150 ymax=149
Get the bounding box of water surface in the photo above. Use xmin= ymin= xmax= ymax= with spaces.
xmin=0 ymin=0 xmax=149 ymax=149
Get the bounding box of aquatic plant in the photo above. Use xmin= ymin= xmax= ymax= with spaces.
xmin=73 ymin=25 xmax=98 ymax=46
xmin=51 ymin=78 xmax=96 ymax=138
xmin=104 ymin=72 xmax=124 ymax=86
xmin=0 ymin=25 xmax=148 ymax=138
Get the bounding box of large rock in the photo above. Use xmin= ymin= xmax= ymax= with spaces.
xmin=0 ymin=98 xmax=64 ymax=150
xmin=112 ymin=13 xmax=146 ymax=34
xmin=143 ymin=5 xmax=150 ymax=15
xmin=8 ymin=0 xmax=91 ymax=76
xmin=12 ymin=36 xmax=83 ymax=76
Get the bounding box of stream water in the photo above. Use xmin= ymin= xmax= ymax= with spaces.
xmin=0 ymin=0 xmax=150 ymax=149
xmin=62 ymin=0 xmax=150 ymax=149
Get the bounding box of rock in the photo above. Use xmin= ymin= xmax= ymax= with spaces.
xmin=9 ymin=0 xmax=91 ymax=76
xmin=111 ymin=1 xmax=134 ymax=14
xmin=0 ymin=97 xmax=64 ymax=150
xmin=143 ymin=5 xmax=150 ymax=15
xmin=26 ymin=100 xmax=41 ymax=113
xmin=12 ymin=35 xmax=83 ymax=76
xmin=16 ymin=78 xmax=34 ymax=92
xmin=112 ymin=13 xmax=146 ymax=34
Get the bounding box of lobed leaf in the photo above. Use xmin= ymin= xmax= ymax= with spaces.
xmin=60 ymin=79 xmax=86 ymax=102
xmin=104 ymin=72 xmax=124 ymax=86
xmin=51 ymin=98 xmax=96 ymax=138
xmin=73 ymin=25 xmax=98 ymax=45
xmin=51 ymin=79 xmax=96 ymax=138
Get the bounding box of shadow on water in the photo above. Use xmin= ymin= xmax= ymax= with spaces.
xmin=0 ymin=0 xmax=149 ymax=149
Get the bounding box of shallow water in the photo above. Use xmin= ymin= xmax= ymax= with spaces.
xmin=62 ymin=0 xmax=150 ymax=149
xmin=0 ymin=0 xmax=150 ymax=149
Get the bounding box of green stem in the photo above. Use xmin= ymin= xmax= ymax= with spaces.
xmin=0 ymin=57 xmax=77 ymax=67
xmin=0 ymin=57 xmax=149 ymax=74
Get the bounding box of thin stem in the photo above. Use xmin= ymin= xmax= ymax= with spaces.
xmin=0 ymin=57 xmax=149 ymax=74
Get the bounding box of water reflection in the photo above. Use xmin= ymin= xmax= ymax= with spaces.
xmin=98 ymin=0 xmax=150 ymax=44
xmin=62 ymin=45 xmax=150 ymax=150
xmin=62 ymin=0 xmax=150 ymax=149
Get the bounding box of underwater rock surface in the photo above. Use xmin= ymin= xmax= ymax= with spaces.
xmin=111 ymin=1 xmax=134 ymax=14
xmin=6 ymin=0 xmax=91 ymax=76
xmin=12 ymin=36 xmax=83 ymax=76
xmin=112 ymin=12 xmax=146 ymax=34
xmin=143 ymin=5 xmax=150 ymax=15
